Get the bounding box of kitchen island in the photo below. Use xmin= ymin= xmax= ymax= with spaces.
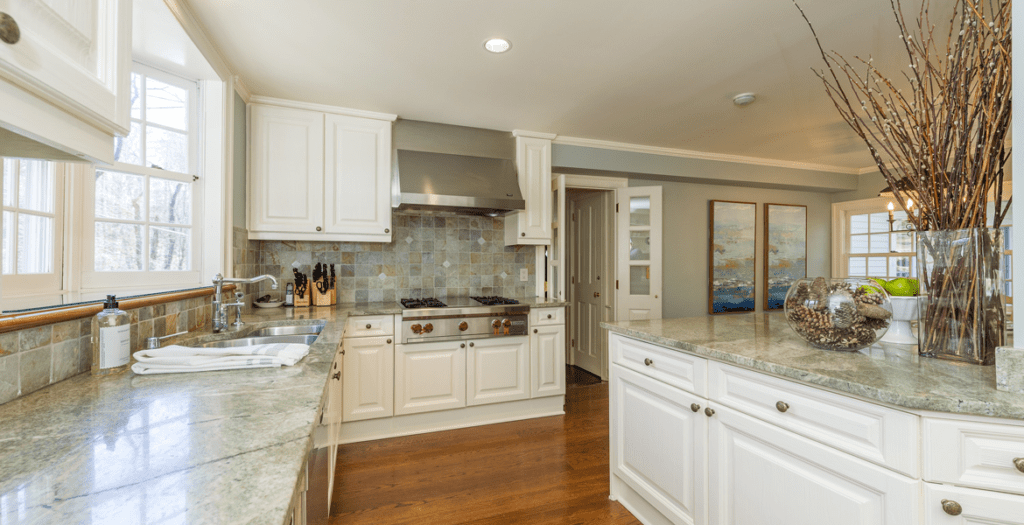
xmin=602 ymin=313 xmax=1024 ymax=525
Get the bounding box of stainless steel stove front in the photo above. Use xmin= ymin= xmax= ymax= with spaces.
xmin=399 ymin=308 xmax=529 ymax=344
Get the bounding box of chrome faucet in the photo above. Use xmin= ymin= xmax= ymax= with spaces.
xmin=212 ymin=273 xmax=279 ymax=333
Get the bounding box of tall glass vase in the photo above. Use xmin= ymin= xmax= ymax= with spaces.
xmin=916 ymin=228 xmax=1005 ymax=365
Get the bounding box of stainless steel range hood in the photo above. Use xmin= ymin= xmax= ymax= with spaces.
xmin=393 ymin=149 xmax=525 ymax=216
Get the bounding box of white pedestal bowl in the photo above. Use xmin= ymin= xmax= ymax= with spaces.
xmin=880 ymin=296 xmax=923 ymax=345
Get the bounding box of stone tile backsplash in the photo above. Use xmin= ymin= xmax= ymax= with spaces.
xmin=252 ymin=211 xmax=537 ymax=303
xmin=0 ymin=295 xmax=212 ymax=405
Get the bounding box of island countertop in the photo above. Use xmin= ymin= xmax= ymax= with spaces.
xmin=602 ymin=313 xmax=1024 ymax=420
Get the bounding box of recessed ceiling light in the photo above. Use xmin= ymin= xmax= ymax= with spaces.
xmin=733 ymin=93 xmax=757 ymax=106
xmin=484 ymin=38 xmax=511 ymax=53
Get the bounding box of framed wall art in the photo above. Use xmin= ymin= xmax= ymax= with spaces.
xmin=709 ymin=200 xmax=757 ymax=314
xmin=764 ymin=203 xmax=807 ymax=311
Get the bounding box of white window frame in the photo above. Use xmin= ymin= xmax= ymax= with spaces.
xmin=832 ymin=197 xmax=917 ymax=280
xmin=81 ymin=64 xmax=204 ymax=291
xmin=0 ymin=159 xmax=65 ymax=297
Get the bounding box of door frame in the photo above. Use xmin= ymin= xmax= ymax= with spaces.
xmin=556 ymin=174 xmax=627 ymax=379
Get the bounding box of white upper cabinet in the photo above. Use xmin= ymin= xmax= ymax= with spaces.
xmin=505 ymin=131 xmax=554 ymax=245
xmin=0 ymin=0 xmax=131 ymax=163
xmin=248 ymin=97 xmax=396 ymax=242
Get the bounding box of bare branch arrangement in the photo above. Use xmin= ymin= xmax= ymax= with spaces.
xmin=794 ymin=0 xmax=1011 ymax=231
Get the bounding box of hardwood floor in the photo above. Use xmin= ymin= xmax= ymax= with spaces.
xmin=329 ymin=382 xmax=639 ymax=524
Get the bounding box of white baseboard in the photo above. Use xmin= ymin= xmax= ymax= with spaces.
xmin=610 ymin=475 xmax=675 ymax=525
xmin=339 ymin=395 xmax=565 ymax=444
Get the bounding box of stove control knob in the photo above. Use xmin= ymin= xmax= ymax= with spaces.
xmin=502 ymin=319 xmax=512 ymax=327
xmin=423 ymin=323 xmax=434 ymax=334
xmin=491 ymin=319 xmax=501 ymax=328
xmin=411 ymin=324 xmax=422 ymax=334
xmin=459 ymin=321 xmax=469 ymax=332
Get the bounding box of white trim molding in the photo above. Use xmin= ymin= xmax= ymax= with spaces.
xmin=233 ymin=76 xmax=253 ymax=103
xmin=553 ymin=135 xmax=864 ymax=175
xmin=555 ymin=173 xmax=628 ymax=190
xmin=248 ymin=96 xmax=398 ymax=122
xmin=512 ymin=130 xmax=558 ymax=140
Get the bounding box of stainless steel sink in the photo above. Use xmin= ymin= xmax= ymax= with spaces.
xmin=199 ymin=334 xmax=319 ymax=348
xmin=249 ymin=322 xmax=325 ymax=337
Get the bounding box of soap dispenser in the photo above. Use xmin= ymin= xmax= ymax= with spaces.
xmin=92 ymin=295 xmax=131 ymax=376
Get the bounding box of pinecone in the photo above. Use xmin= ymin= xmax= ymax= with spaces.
xmin=832 ymin=301 xmax=858 ymax=329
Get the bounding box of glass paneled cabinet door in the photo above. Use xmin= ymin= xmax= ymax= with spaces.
xmin=616 ymin=187 xmax=662 ymax=321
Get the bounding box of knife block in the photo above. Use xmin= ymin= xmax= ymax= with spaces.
xmin=312 ymin=286 xmax=332 ymax=307
xmin=330 ymin=285 xmax=336 ymax=305
xmin=293 ymin=290 xmax=310 ymax=308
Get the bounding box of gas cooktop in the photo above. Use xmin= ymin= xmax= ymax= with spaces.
xmin=471 ymin=296 xmax=520 ymax=306
xmin=400 ymin=298 xmax=447 ymax=309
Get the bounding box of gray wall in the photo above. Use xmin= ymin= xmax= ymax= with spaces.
xmin=832 ymin=171 xmax=887 ymax=203
xmin=628 ymin=178 xmax=833 ymax=319
xmin=232 ymin=92 xmax=246 ymax=228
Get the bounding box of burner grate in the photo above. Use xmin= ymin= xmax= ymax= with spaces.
xmin=471 ymin=296 xmax=520 ymax=306
xmin=400 ymin=298 xmax=447 ymax=309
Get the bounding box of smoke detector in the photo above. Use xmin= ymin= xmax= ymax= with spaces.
xmin=733 ymin=93 xmax=757 ymax=106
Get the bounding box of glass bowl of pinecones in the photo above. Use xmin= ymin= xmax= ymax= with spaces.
xmin=784 ymin=277 xmax=892 ymax=351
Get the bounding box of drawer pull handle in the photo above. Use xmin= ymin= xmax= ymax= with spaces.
xmin=1014 ymin=457 xmax=1024 ymax=473
xmin=643 ymin=358 xmax=653 ymax=366
xmin=386 ymin=339 xmax=392 ymax=344
xmin=704 ymin=407 xmax=715 ymax=417
xmin=776 ymin=401 xmax=790 ymax=413
xmin=690 ymin=403 xmax=700 ymax=412
xmin=547 ymin=314 xmax=552 ymax=319
xmin=940 ymin=499 xmax=962 ymax=516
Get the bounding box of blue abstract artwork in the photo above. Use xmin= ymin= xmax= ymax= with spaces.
xmin=765 ymin=204 xmax=807 ymax=311
xmin=709 ymin=201 xmax=756 ymax=314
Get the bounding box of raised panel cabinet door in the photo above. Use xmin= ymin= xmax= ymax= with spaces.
xmin=0 ymin=0 xmax=131 ymax=135
xmin=708 ymin=404 xmax=920 ymax=525
xmin=395 ymin=341 xmax=466 ymax=416
xmin=342 ymin=337 xmax=393 ymax=422
xmin=611 ymin=364 xmax=707 ymax=525
xmin=531 ymin=324 xmax=566 ymax=398
xmin=467 ymin=336 xmax=529 ymax=406
xmin=323 ymin=114 xmax=392 ymax=238
xmin=923 ymin=482 xmax=1024 ymax=524
xmin=249 ymin=104 xmax=325 ymax=234
xmin=513 ymin=135 xmax=552 ymax=242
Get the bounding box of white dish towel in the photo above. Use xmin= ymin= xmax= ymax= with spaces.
xmin=131 ymin=343 xmax=310 ymax=375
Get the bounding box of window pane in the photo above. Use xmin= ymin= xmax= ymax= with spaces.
xmin=3 ymin=158 xmax=14 ymax=207
xmin=848 ymin=257 xmax=867 ymax=276
xmin=2 ymin=211 xmax=12 ymax=274
xmin=869 ymin=213 xmax=889 ymax=233
xmin=130 ymin=73 xmax=142 ymax=120
xmin=145 ymin=77 xmax=189 ymax=131
xmin=630 ymin=265 xmax=650 ymax=295
xmin=869 ymin=233 xmax=889 ymax=253
xmin=890 ymin=256 xmax=912 ymax=278
xmin=95 ymin=222 xmax=143 ymax=271
xmin=868 ymin=256 xmax=887 ymax=277
xmin=850 ymin=214 xmax=869 ymax=234
xmin=17 ymin=214 xmax=52 ymax=274
xmin=146 ymin=127 xmax=188 ymax=173
xmin=1005 ymin=254 xmax=1012 ymax=281
xmin=114 ymin=121 xmax=142 ymax=166
xmin=18 ymin=160 xmax=53 ymax=213
xmin=149 ymin=226 xmax=190 ymax=271
xmin=850 ymin=234 xmax=869 ymax=254
xmin=1004 ymin=226 xmax=1012 ymax=251
xmin=95 ymin=170 xmax=144 ymax=221
xmin=892 ymin=231 xmax=914 ymax=253
xmin=629 ymin=230 xmax=650 ymax=261
xmin=150 ymin=178 xmax=192 ymax=225
xmin=630 ymin=197 xmax=650 ymax=226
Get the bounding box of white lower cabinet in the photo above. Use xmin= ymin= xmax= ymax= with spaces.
xmin=708 ymin=404 xmax=919 ymax=525
xmin=342 ymin=336 xmax=394 ymax=422
xmin=611 ymin=364 xmax=707 ymax=525
xmin=467 ymin=337 xmax=529 ymax=406
xmin=395 ymin=341 xmax=466 ymax=415
xmin=531 ymin=323 xmax=566 ymax=398
xmin=924 ymin=482 xmax=1024 ymax=524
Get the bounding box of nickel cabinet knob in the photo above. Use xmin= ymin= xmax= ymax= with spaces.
xmin=386 ymin=339 xmax=392 ymax=344
xmin=366 ymin=323 xmax=372 ymax=329
xmin=1014 ymin=457 xmax=1024 ymax=473
xmin=704 ymin=407 xmax=715 ymax=417
xmin=643 ymin=358 xmax=653 ymax=366
xmin=521 ymin=232 xmax=526 ymax=237
xmin=941 ymin=499 xmax=962 ymax=516
xmin=469 ymin=342 xmax=475 ymax=347
xmin=533 ymin=329 xmax=538 ymax=334
xmin=547 ymin=314 xmax=552 ymax=319
xmin=385 ymin=228 xmax=390 ymax=233
xmin=776 ymin=401 xmax=790 ymax=413
xmin=316 ymin=226 xmax=322 ymax=231
xmin=0 ymin=13 xmax=20 ymax=45
xmin=690 ymin=403 xmax=700 ymax=412
xmin=460 ymin=343 xmax=466 ymax=348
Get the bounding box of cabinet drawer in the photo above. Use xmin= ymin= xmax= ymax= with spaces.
xmin=610 ymin=333 xmax=706 ymax=397
xmin=531 ymin=307 xmax=565 ymax=326
xmin=345 ymin=315 xmax=395 ymax=337
xmin=923 ymin=417 xmax=1024 ymax=496
xmin=708 ymin=361 xmax=919 ymax=477
xmin=923 ymin=482 xmax=1024 ymax=524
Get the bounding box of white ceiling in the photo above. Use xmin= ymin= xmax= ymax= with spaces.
xmin=182 ymin=0 xmax=955 ymax=171
xmin=135 ymin=0 xmax=217 ymax=81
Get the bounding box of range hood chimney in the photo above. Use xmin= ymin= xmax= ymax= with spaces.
xmin=393 ymin=149 xmax=525 ymax=216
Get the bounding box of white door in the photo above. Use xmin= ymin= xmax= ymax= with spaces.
xmin=572 ymin=191 xmax=607 ymax=376
xmin=342 ymin=336 xmax=393 ymax=422
xmin=0 ymin=0 xmax=131 ymax=134
xmin=249 ymin=104 xmax=325 ymax=234
xmin=611 ymin=364 xmax=707 ymax=525
xmin=923 ymin=482 xmax=1024 ymax=524
xmin=467 ymin=337 xmax=529 ymax=406
xmin=531 ymin=324 xmax=566 ymax=398
xmin=616 ymin=187 xmax=663 ymax=321
xmin=708 ymin=404 xmax=920 ymax=525
xmin=395 ymin=341 xmax=466 ymax=415
xmin=323 ymin=114 xmax=392 ymax=237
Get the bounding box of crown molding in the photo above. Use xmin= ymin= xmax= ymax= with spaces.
xmin=512 ymin=130 xmax=558 ymax=140
xmin=233 ymin=76 xmax=253 ymax=103
xmin=162 ymin=0 xmax=233 ymax=80
xmin=551 ymin=135 xmax=864 ymax=175
xmin=248 ymin=96 xmax=398 ymax=122
xmin=858 ymin=166 xmax=881 ymax=175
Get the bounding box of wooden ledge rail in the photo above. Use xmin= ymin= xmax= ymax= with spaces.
xmin=0 ymin=285 xmax=236 ymax=334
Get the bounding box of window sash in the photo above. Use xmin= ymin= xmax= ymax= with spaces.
xmin=0 ymin=160 xmax=64 ymax=297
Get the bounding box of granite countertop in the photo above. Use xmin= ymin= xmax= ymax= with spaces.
xmin=603 ymin=314 xmax=1024 ymax=420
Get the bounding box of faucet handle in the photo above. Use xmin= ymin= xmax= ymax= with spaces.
xmin=235 ymin=291 xmax=245 ymax=301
